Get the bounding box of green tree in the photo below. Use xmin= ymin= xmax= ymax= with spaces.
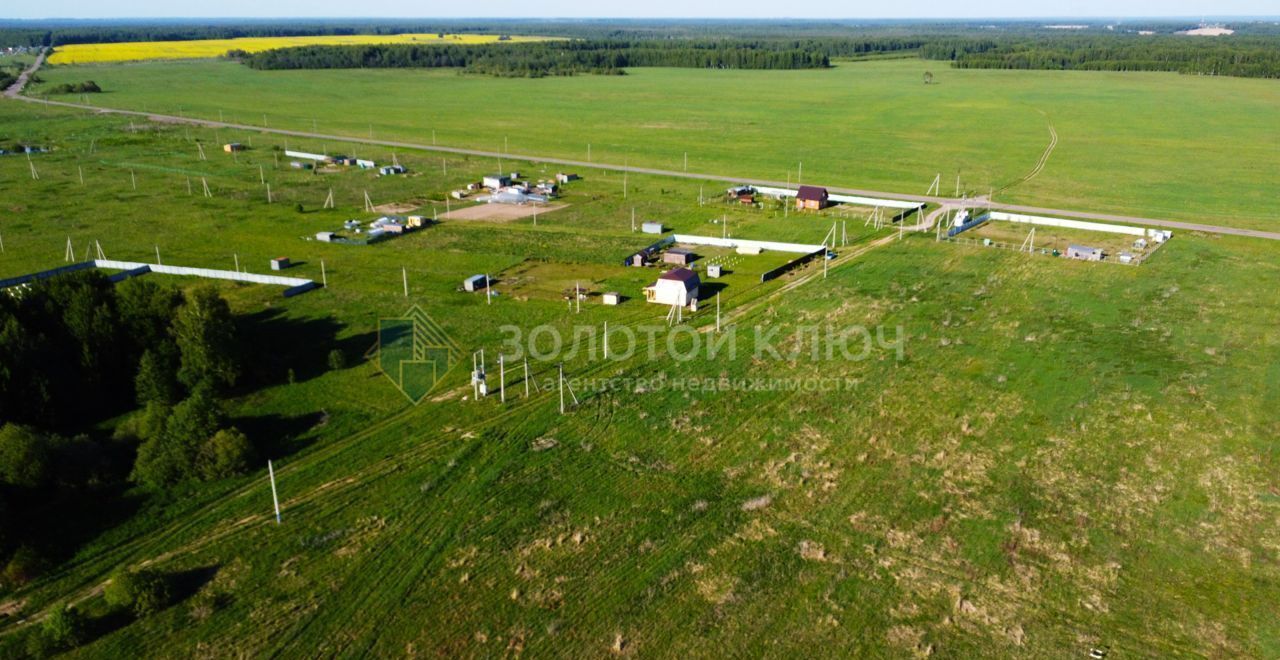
xmin=116 ymin=278 xmax=182 ymax=351
xmin=0 ymin=424 xmax=52 ymax=489
xmin=173 ymin=286 xmax=240 ymax=392
xmin=199 ymin=427 xmax=254 ymax=480
xmin=1 ymin=546 xmax=46 ymax=589
xmin=40 ymin=602 xmax=85 ymax=651
xmin=104 ymin=568 xmax=171 ymax=617
xmin=132 ymin=387 xmax=225 ymax=487
xmin=135 ymin=346 xmax=181 ymax=406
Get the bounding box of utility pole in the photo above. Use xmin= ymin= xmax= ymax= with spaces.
xmin=268 ymin=460 xmax=281 ymax=524
xmin=402 ymin=267 xmax=409 ymax=297
xmin=321 ymin=260 xmax=327 ymax=287
xmin=499 ymin=355 xmax=506 ymax=403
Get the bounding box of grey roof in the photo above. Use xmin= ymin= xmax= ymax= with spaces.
xmin=667 ymin=247 xmax=694 ymax=255
xmin=1068 ymin=245 xmax=1102 ymax=253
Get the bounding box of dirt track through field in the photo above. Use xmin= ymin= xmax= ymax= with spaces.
xmin=997 ymin=113 xmax=1058 ymax=195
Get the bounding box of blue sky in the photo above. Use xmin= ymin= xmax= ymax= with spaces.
xmin=3 ymin=1 xmax=1276 ymax=20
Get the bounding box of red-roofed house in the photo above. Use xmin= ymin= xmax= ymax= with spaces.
xmin=795 ymin=185 xmax=829 ymax=210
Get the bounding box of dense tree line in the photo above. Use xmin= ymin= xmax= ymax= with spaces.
xmin=946 ymin=35 xmax=1280 ymax=78
xmin=241 ymin=39 xmax=837 ymax=76
xmin=0 ymin=273 xmax=252 ymax=592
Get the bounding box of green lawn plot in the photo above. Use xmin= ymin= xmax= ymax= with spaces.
xmin=5 ymin=99 xmax=1280 ymax=658
xmin=29 ymin=57 xmax=1280 ymax=230
xmin=963 ymin=219 xmax=1149 ymax=256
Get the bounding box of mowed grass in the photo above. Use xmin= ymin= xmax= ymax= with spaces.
xmin=30 ymin=58 xmax=1280 ymax=230
xmin=46 ymin=33 xmax=553 ymax=64
xmin=2 ymin=101 xmax=1280 ymax=656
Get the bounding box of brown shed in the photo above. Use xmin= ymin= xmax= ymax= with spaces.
xmin=663 ymin=247 xmax=696 ymax=266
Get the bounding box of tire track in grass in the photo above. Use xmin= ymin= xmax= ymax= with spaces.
xmin=996 ymin=112 xmax=1058 ymax=196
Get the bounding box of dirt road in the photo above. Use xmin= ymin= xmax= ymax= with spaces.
xmin=3 ymin=48 xmax=46 ymax=98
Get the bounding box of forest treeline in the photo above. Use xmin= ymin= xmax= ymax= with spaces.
xmin=239 ymin=39 xmax=841 ymax=76
xmin=238 ymin=34 xmax=1280 ymax=78
xmin=925 ymin=36 xmax=1280 ymax=78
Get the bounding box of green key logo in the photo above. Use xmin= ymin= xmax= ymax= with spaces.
xmin=376 ymin=306 xmax=460 ymax=403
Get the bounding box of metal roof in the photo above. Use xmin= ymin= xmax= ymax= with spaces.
xmin=797 ymin=185 xmax=829 ymax=201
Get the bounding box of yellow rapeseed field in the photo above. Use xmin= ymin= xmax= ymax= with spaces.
xmin=48 ymin=33 xmax=551 ymax=65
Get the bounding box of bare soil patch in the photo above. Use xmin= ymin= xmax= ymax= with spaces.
xmin=441 ymin=203 xmax=567 ymax=223
xmin=373 ymin=201 xmax=423 ymax=214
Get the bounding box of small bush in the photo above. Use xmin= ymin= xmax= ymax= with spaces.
xmin=104 ymin=568 xmax=171 ymax=617
xmin=327 ymin=349 xmax=347 ymax=371
xmin=41 ymin=602 xmax=86 ymax=651
xmin=198 ymin=428 xmax=254 ymax=480
xmin=2 ymin=546 xmax=47 ymax=589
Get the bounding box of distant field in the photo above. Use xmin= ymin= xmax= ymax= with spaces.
xmin=29 ymin=58 xmax=1280 ymax=230
xmin=46 ymin=33 xmax=551 ymax=64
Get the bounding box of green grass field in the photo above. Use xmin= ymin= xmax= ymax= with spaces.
xmin=3 ymin=68 xmax=1280 ymax=657
xmin=28 ymin=57 xmax=1280 ymax=231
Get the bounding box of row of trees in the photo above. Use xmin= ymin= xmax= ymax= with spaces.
xmin=0 ymin=273 xmax=253 ymax=591
xmin=239 ymin=39 xmax=836 ymax=76
xmin=945 ymin=36 xmax=1280 ymax=78
xmin=238 ymin=32 xmax=1280 ymax=79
